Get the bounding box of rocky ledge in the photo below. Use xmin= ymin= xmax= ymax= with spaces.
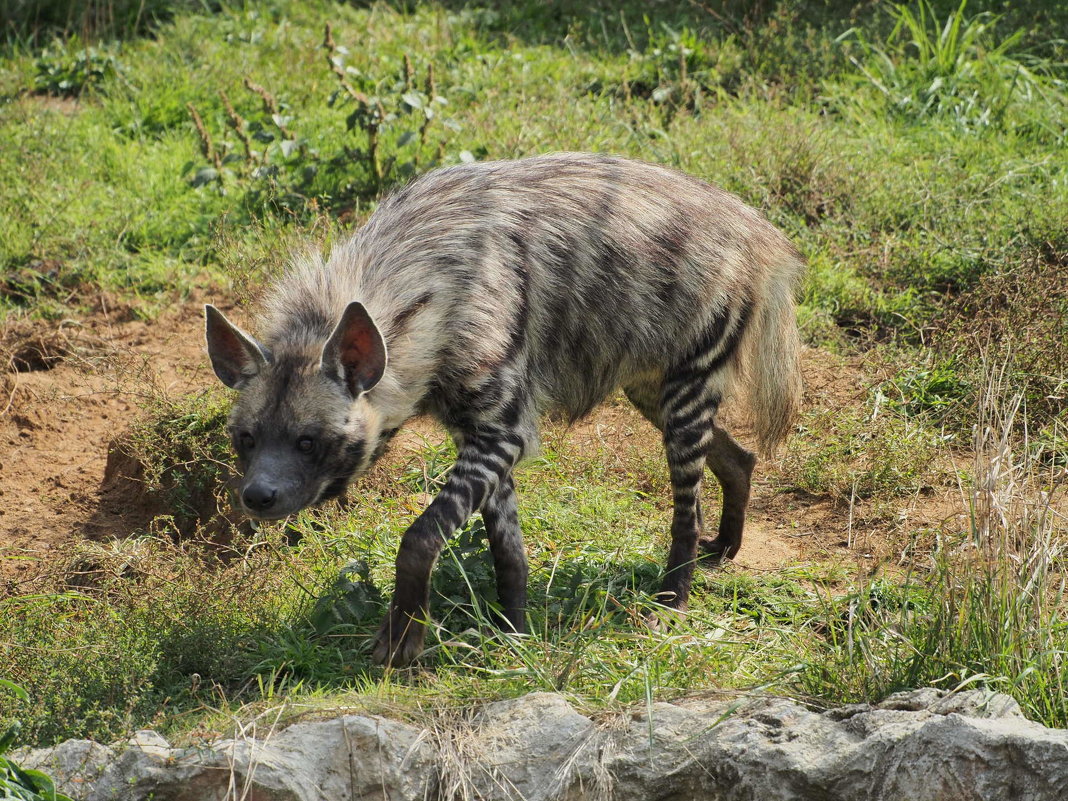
xmin=18 ymin=688 xmax=1068 ymax=801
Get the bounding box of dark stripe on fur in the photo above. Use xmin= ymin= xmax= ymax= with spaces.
xmin=388 ymin=292 xmax=434 ymax=342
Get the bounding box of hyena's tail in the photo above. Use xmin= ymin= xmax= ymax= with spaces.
xmin=739 ymin=247 xmax=804 ymax=458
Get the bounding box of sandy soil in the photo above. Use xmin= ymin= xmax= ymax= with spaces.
xmin=0 ymin=297 xmax=221 ymax=580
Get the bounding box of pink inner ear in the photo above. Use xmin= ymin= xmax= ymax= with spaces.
xmin=220 ymin=329 xmax=251 ymax=365
xmin=341 ymin=329 xmax=375 ymax=367
xmin=341 ymin=328 xmax=379 ymax=386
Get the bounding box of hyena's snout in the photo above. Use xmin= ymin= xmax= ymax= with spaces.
xmin=236 ymin=456 xmax=310 ymax=520
xmin=241 ymin=480 xmax=278 ymax=514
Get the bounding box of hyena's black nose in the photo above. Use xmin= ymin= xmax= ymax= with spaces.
xmin=242 ymin=483 xmax=277 ymax=513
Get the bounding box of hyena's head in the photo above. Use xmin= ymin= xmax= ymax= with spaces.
xmin=204 ymin=302 xmax=388 ymax=520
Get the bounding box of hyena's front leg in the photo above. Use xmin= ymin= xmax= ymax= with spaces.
xmin=481 ymin=473 xmax=528 ymax=634
xmin=372 ymin=431 xmax=524 ymax=667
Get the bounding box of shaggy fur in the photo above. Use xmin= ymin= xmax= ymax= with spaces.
xmin=205 ymin=152 xmax=804 ymax=666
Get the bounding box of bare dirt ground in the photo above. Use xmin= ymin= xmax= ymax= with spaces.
xmin=0 ymin=299 xmax=963 ymax=587
xmin=0 ymin=297 xmax=220 ymax=580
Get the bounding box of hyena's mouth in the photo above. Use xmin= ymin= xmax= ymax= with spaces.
xmin=242 ymin=508 xmax=294 ymax=522
xmin=237 ymin=486 xmax=315 ymax=521
xmin=240 ymin=484 xmax=342 ymax=521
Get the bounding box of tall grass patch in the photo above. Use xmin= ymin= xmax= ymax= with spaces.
xmin=835 ymin=0 xmax=1066 ymax=137
xmin=0 ymin=531 xmax=304 ymax=745
xmin=936 ymin=238 xmax=1068 ymax=439
xmin=797 ymin=372 xmax=1068 ymax=726
xmin=2 ymin=0 xmax=232 ymax=45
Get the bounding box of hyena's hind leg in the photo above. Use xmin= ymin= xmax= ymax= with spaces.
xmin=654 ymin=372 xmax=719 ymax=612
xmin=481 ymin=473 xmax=528 ymax=634
xmin=624 ymin=381 xmax=708 ymax=532
xmin=702 ymin=427 xmax=757 ymax=560
xmin=625 ymin=378 xmax=757 ymax=568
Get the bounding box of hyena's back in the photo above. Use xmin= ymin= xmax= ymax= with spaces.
xmin=265 ymin=152 xmax=803 ymax=454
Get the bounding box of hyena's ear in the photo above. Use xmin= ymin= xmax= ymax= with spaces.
xmin=204 ymin=304 xmax=271 ymax=390
xmin=320 ymin=301 xmax=387 ymax=397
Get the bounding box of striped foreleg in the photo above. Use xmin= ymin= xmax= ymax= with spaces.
xmin=481 ymin=473 xmax=527 ymax=633
xmin=372 ymin=430 xmax=524 ymax=666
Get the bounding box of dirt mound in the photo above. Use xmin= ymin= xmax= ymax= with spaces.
xmin=0 ymin=297 xmax=227 ymax=583
xmin=0 ymin=311 xmax=117 ymax=374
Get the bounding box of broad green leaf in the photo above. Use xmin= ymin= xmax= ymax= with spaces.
xmin=0 ymin=681 xmax=28 ymax=702
xmin=191 ymin=167 xmax=218 ymax=187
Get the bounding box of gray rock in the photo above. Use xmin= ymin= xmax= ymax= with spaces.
xmin=17 ymin=739 xmax=115 ymax=799
xmin=124 ymin=730 xmax=172 ymax=755
xmin=50 ymin=713 xmax=437 ymax=801
xmin=449 ymin=692 xmax=599 ymax=801
xmin=18 ymin=689 xmax=1068 ymax=801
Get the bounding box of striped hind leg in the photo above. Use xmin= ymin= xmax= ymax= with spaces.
xmin=701 ymin=427 xmax=757 ymax=560
xmin=627 ymin=367 xmax=755 ymax=609
xmin=625 ymin=380 xmax=706 ymax=537
xmin=656 ymin=373 xmax=720 ymax=610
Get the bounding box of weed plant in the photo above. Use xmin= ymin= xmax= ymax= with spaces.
xmin=32 ymin=43 xmax=123 ymax=96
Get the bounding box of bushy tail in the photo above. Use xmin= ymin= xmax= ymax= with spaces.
xmin=740 ymin=250 xmax=804 ymax=458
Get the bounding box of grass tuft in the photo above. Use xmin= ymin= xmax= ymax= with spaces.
xmin=796 ymin=364 xmax=1068 ymax=726
xmin=782 ymin=395 xmax=943 ymax=501
xmin=836 ymin=0 xmax=1066 ymax=135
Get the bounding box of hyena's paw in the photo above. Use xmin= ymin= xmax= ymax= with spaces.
xmin=645 ymin=594 xmax=687 ymax=633
xmin=698 ymin=536 xmax=740 ymax=562
xmin=371 ymin=606 xmax=427 ymax=667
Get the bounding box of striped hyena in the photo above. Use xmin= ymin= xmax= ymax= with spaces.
xmin=204 ymin=152 xmax=803 ymax=666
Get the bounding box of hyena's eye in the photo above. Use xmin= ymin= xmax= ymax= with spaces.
xmin=238 ymin=431 xmax=255 ymax=450
xmin=296 ymin=436 xmax=316 ymax=454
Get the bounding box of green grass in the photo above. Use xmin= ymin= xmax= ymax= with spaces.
xmin=797 ymin=387 xmax=1068 ymax=725
xmin=782 ymin=400 xmax=944 ymax=501
xmin=1 ymin=0 xmax=1067 ymax=748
